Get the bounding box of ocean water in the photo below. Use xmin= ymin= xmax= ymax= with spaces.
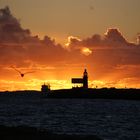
xmin=0 ymin=93 xmax=140 ymax=140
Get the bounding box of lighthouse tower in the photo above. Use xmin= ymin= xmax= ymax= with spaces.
xmin=83 ymin=69 xmax=88 ymax=88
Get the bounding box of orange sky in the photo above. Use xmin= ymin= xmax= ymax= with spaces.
xmin=0 ymin=5 xmax=140 ymax=91
xmin=0 ymin=0 xmax=140 ymax=44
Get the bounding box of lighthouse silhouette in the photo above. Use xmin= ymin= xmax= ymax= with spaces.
xmin=71 ymin=69 xmax=89 ymax=89
xmin=83 ymin=69 xmax=88 ymax=88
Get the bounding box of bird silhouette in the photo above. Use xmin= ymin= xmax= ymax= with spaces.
xmin=11 ymin=66 xmax=35 ymax=77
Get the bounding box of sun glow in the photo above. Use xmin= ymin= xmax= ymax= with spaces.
xmin=1 ymin=76 xmax=140 ymax=91
xmin=81 ymin=47 xmax=92 ymax=56
xmin=0 ymin=79 xmax=72 ymax=91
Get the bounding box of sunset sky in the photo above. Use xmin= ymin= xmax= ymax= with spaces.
xmin=0 ymin=0 xmax=140 ymax=91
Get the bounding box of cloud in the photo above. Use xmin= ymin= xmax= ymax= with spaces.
xmin=0 ymin=6 xmax=33 ymax=43
xmin=64 ymin=29 xmax=140 ymax=87
xmin=104 ymin=28 xmax=127 ymax=46
xmin=65 ymin=28 xmax=140 ymax=70
xmin=0 ymin=6 xmax=69 ymax=68
xmin=137 ymin=35 xmax=140 ymax=45
xmin=65 ymin=36 xmax=81 ymax=49
xmin=66 ymin=28 xmax=140 ymax=48
xmin=0 ymin=6 xmax=140 ymax=90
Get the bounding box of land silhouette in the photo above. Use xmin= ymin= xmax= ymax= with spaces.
xmin=1 ymin=88 xmax=140 ymax=100
xmin=42 ymin=88 xmax=140 ymax=100
xmin=40 ymin=69 xmax=140 ymax=100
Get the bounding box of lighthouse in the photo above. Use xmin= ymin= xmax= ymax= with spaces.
xmin=83 ymin=69 xmax=88 ymax=88
xmin=71 ymin=69 xmax=89 ymax=89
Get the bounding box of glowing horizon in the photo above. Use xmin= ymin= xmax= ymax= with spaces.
xmin=0 ymin=1 xmax=140 ymax=91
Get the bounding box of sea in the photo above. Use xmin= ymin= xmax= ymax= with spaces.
xmin=0 ymin=93 xmax=140 ymax=140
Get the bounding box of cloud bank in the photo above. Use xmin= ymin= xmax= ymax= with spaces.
xmin=0 ymin=6 xmax=140 ymax=90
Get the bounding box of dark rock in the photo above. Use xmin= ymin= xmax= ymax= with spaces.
xmin=0 ymin=125 xmax=102 ymax=140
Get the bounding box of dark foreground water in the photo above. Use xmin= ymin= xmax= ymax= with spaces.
xmin=0 ymin=93 xmax=140 ymax=140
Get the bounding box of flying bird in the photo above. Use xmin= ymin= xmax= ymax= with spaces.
xmin=89 ymin=5 xmax=94 ymax=10
xmin=11 ymin=66 xmax=35 ymax=77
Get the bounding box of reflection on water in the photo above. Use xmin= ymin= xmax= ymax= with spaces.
xmin=0 ymin=94 xmax=140 ymax=140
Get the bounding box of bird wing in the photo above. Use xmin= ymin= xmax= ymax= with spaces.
xmin=24 ymin=71 xmax=35 ymax=74
xmin=11 ymin=66 xmax=22 ymax=74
